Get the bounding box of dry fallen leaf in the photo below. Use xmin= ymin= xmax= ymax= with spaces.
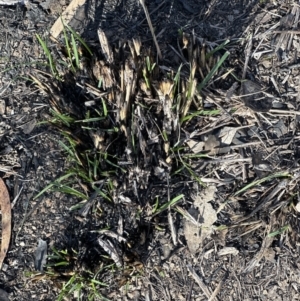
xmin=0 ymin=178 xmax=11 ymax=269
xmin=217 ymin=247 xmax=239 ymax=256
xmin=218 ymin=126 xmax=238 ymax=145
xmin=186 ymin=140 xmax=205 ymax=153
xmin=184 ymin=186 xmax=217 ymax=254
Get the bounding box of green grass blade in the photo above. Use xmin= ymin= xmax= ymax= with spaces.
xmin=71 ymin=33 xmax=79 ymax=68
xmin=33 ymin=182 xmax=55 ymax=201
xmin=142 ymin=68 xmax=151 ymax=89
xmin=90 ymin=279 xmax=108 ymax=286
xmin=234 ymin=172 xmax=291 ymax=196
xmin=98 ymin=190 xmax=112 ymax=202
xmin=58 ymin=140 xmax=76 ymax=158
xmin=153 ymin=194 xmax=184 ymax=216
xmin=54 ymin=184 xmax=87 ymax=199
xmin=183 ymin=153 xmax=210 ymax=158
xmin=62 ymin=23 xmax=71 ymax=62
xmin=52 ymin=261 xmax=70 ymax=267
xmin=33 ymin=172 xmax=76 ymax=200
xmin=74 ymin=117 xmax=105 ymax=123
xmin=173 ymin=64 xmax=182 ymax=89
xmin=105 ymin=159 xmax=126 ymax=173
xmin=146 ymin=56 xmax=151 ymax=72
xmin=197 ymin=50 xmax=229 ymax=92
xmin=50 ymin=109 xmax=75 ymax=126
xmin=63 ymin=21 xmax=92 ymax=56
xmin=268 ymin=225 xmax=290 ymax=237
xmin=62 ymin=21 xmax=76 ymax=73
xmin=36 ymin=34 xmax=57 ymax=77
xmin=206 ymin=39 xmax=230 ymax=59
xmin=180 ymin=109 xmax=220 ymax=123
xmin=101 ymin=98 xmax=108 ymax=117
xmin=57 ymin=274 xmax=77 ymax=301
xmin=152 ymin=196 xmax=159 ymax=213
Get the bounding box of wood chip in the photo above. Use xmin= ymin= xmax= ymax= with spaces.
xmin=97 ymin=29 xmax=114 ymax=64
xmin=50 ymin=0 xmax=86 ymax=39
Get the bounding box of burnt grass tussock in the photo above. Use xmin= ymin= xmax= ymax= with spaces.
xmin=33 ymin=30 xmax=231 ymax=292
xmin=3 ymin=0 xmax=300 ymax=300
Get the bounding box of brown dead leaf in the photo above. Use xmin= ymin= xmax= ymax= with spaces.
xmin=218 ymin=126 xmax=238 ymax=145
xmin=186 ymin=140 xmax=205 ymax=153
xmin=184 ymin=186 xmax=217 ymax=254
xmin=0 ymin=178 xmax=11 ymax=269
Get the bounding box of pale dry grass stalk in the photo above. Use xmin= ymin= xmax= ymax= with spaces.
xmin=138 ymin=0 xmax=162 ymax=60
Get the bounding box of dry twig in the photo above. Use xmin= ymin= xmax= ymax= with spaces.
xmin=138 ymin=0 xmax=162 ymax=60
xmin=187 ymin=265 xmax=212 ymax=299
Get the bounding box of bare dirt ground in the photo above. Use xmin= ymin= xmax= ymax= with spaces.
xmin=1 ymin=0 xmax=300 ymax=300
